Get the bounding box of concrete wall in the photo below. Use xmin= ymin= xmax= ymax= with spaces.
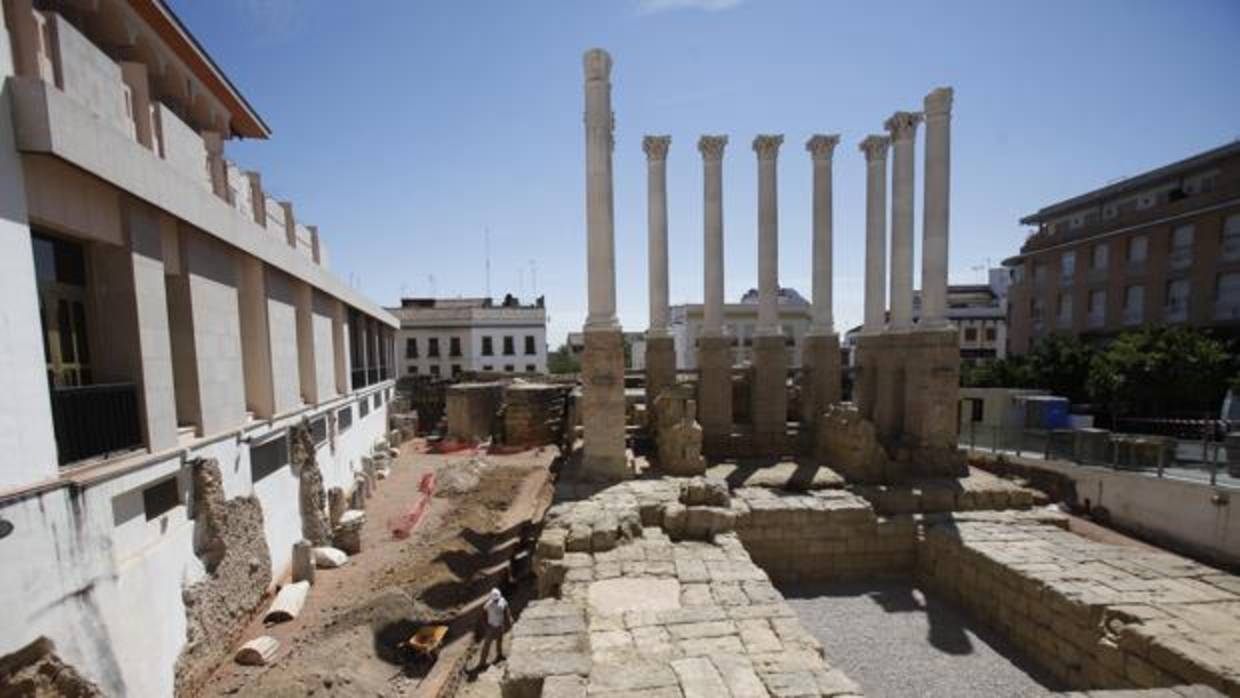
xmin=48 ymin=14 xmax=132 ymax=140
xmin=0 ymin=25 xmax=58 ymax=488
xmin=0 ymin=388 xmax=390 ymax=698
xmin=312 ymin=291 xmax=337 ymax=401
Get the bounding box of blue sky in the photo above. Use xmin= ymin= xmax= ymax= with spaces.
xmin=170 ymin=0 xmax=1240 ymax=344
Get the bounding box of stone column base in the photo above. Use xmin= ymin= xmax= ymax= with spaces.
xmin=901 ymin=326 xmax=962 ymax=454
xmin=751 ymin=334 xmax=789 ymax=453
xmin=580 ymin=328 xmax=630 ymax=481
xmin=800 ymin=332 xmax=842 ymax=428
xmin=644 ymin=334 xmax=676 ymax=410
xmin=697 ymin=335 xmax=733 ymax=456
xmin=851 ymin=333 xmax=882 ymax=423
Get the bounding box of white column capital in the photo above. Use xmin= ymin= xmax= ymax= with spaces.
xmin=698 ymin=135 xmax=728 ymax=162
xmin=805 ymin=134 xmax=840 ymax=161
xmin=643 ymin=135 xmax=671 ymax=162
xmin=924 ymin=86 xmax=954 ymax=118
xmin=859 ymin=135 xmax=891 ymax=163
xmin=884 ymin=111 xmax=923 ymax=142
xmin=752 ymin=134 xmax=784 ymax=161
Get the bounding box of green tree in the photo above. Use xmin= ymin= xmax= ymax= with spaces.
xmin=547 ymin=343 xmax=581 ymax=374
xmin=1086 ymin=325 xmax=1232 ymax=419
xmin=1025 ymin=333 xmax=1096 ymax=404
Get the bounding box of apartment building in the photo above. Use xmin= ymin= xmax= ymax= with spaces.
xmin=0 ymin=1 xmax=396 ymax=695
xmin=389 ymin=295 xmax=548 ymax=377
xmin=668 ymin=287 xmax=814 ymax=370
xmin=843 ymin=271 xmax=1009 ymax=366
xmin=1005 ymin=141 xmax=1240 ymax=353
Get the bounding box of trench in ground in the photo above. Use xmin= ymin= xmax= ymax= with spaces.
xmin=776 ymin=579 xmax=1067 ymax=698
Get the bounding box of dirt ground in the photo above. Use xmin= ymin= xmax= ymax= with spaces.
xmin=197 ymin=440 xmax=557 ymax=698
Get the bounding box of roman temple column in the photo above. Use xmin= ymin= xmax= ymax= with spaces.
xmin=921 ymin=87 xmax=953 ymax=327
xmin=885 ymin=111 xmax=921 ymax=330
xmin=854 ymin=134 xmax=890 ymax=422
xmin=643 ymin=135 xmax=676 ymax=409
xmin=579 ymin=49 xmax=629 ymax=480
xmin=751 ymin=135 xmax=788 ymax=452
xmin=800 ymin=134 xmax=842 ymax=431
xmin=697 ymin=135 xmax=732 ymax=455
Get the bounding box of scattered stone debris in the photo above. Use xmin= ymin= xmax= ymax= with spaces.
xmin=0 ymin=637 xmax=103 ymax=697
xmin=435 ymin=457 xmax=489 ymax=496
xmin=264 ymin=581 xmax=311 ymax=624
xmin=233 ymin=636 xmax=279 ymax=666
xmin=332 ymin=510 xmax=366 ymax=555
xmin=312 ymin=547 xmax=348 ymax=569
xmin=653 ymin=386 xmax=706 ymax=476
xmin=292 ymin=421 xmax=333 ymax=546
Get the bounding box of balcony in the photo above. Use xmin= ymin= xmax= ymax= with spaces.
xmin=50 ymin=383 xmax=143 ymax=465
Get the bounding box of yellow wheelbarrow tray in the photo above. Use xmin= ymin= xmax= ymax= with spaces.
xmin=406 ymin=624 xmax=450 ymax=660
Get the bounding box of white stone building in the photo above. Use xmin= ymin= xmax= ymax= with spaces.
xmin=388 ymin=296 xmax=548 ymax=377
xmin=669 ymin=287 xmax=813 ymax=370
xmin=0 ymin=2 xmax=396 ymax=696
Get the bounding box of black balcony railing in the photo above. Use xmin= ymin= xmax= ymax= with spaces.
xmin=50 ymin=382 xmax=143 ymax=466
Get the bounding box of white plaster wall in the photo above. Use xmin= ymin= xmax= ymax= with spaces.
xmin=0 ymin=387 xmax=391 ymax=698
xmin=184 ymin=232 xmax=245 ymax=434
xmin=265 ymin=268 xmax=301 ymax=414
xmin=0 ymin=27 xmax=58 ymax=488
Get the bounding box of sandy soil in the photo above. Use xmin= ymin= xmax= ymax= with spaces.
xmin=197 ymin=440 xmax=557 ymax=698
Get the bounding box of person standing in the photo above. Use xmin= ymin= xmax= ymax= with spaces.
xmin=476 ymin=588 xmax=513 ymax=669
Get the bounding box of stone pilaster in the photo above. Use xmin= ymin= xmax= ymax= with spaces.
xmin=800 ymin=332 xmax=841 ymax=431
xmin=644 ymin=334 xmax=676 ymax=409
xmin=697 ymin=335 xmax=733 ymax=456
xmin=884 ymin=112 xmax=921 ymax=331
xmin=580 ymin=49 xmax=628 ymax=479
xmin=852 ymin=333 xmax=880 ymax=423
xmin=859 ymin=135 xmax=890 ymax=334
xmin=899 ymin=325 xmax=963 ymax=476
xmin=921 ymin=87 xmax=953 ymax=327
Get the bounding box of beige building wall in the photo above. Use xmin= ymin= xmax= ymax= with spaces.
xmin=312 ymin=291 xmax=338 ymax=401
xmin=183 ymin=230 xmax=245 ymax=434
xmin=237 ymin=254 xmax=274 ymax=418
xmin=265 ymin=267 xmax=301 ymax=414
xmin=294 ymin=280 xmax=317 ymax=404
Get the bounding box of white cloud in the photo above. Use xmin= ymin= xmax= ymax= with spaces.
xmin=637 ymin=0 xmax=744 ymax=15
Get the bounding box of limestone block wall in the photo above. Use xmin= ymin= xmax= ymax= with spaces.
xmin=265 ymin=267 xmax=302 ymax=414
xmin=446 ymin=382 xmax=504 ymax=441
xmin=503 ymin=383 xmax=565 ymax=447
xmin=311 ymin=291 xmax=338 ymax=401
xmin=731 ymin=487 xmax=916 ymax=582
xmin=184 ymin=232 xmax=246 ymax=434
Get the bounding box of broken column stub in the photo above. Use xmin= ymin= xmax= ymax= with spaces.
xmin=333 ymin=510 xmax=366 ymax=555
xmin=292 ymin=421 xmax=332 ymax=546
xmin=653 ymin=384 xmax=705 ymax=476
xmin=291 ymin=539 xmax=315 ymax=584
xmin=644 ymin=334 xmax=676 ymax=414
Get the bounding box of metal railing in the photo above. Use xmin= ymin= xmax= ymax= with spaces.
xmin=50 ymin=383 xmax=143 ymax=465
xmin=959 ymin=420 xmax=1238 ymax=487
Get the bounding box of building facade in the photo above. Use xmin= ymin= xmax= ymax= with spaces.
xmin=669 ymin=288 xmax=814 ymax=370
xmin=1005 ymin=142 xmax=1240 ymax=354
xmin=389 ymin=296 xmax=548 ymax=377
xmin=0 ymin=2 xmax=396 ymax=695
xmin=843 ymin=271 xmax=1009 ymax=366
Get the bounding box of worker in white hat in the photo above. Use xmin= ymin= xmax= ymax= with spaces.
xmin=476 ymin=588 xmax=513 ymax=669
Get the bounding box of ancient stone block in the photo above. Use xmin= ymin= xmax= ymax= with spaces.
xmin=815 ymin=403 xmax=891 ymax=484
xmin=680 ymin=476 xmax=730 ymax=507
xmin=333 ymin=510 xmax=365 ymax=555
xmin=751 ymin=334 xmax=789 ymax=452
xmin=654 ymin=385 xmax=706 ymax=476
xmin=445 ymin=381 xmax=504 ymax=441
xmin=799 ymin=332 xmax=842 ymax=430
xmin=0 ymin=637 xmax=102 ymax=697
xmin=697 ymin=335 xmax=733 ymax=456
xmin=291 ymin=539 xmax=315 ymax=584
xmin=291 ymin=421 xmax=332 ymax=546
xmin=645 ymin=334 xmax=677 ymax=413
xmin=580 ymin=329 xmax=630 ymax=480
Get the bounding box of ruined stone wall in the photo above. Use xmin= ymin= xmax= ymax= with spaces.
xmin=0 ymin=637 xmax=103 ymax=697
xmin=502 ymin=384 xmax=565 ymax=448
xmin=731 ymin=487 xmax=916 ymax=582
xmin=445 ymin=382 xmax=504 ymax=441
xmin=174 ymin=459 xmax=272 ymax=697
xmin=917 ymin=515 xmax=1240 ymax=695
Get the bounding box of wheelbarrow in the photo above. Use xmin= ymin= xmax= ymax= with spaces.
xmin=405 ymin=624 xmax=449 ymax=663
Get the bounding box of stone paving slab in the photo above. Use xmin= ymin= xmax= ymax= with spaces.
xmin=707 ymin=461 xmax=847 ymax=491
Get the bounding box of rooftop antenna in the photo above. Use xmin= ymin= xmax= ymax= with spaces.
xmin=484 ymin=227 xmax=492 ymax=300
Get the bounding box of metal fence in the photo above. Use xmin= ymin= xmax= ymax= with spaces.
xmin=50 ymin=382 xmax=143 ymax=465
xmin=958 ymin=421 xmax=1238 ymax=488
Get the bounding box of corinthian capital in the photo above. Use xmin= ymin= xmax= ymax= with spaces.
xmin=583 ymin=48 xmax=612 ymax=82
xmin=924 ymin=86 xmax=953 ymax=117
xmin=858 ymin=135 xmax=890 ymax=162
xmin=752 ymin=134 xmax=784 ymax=161
xmin=884 ymin=111 xmax=923 ymax=142
xmin=698 ymin=135 xmax=728 ymax=162
xmin=643 ymin=135 xmax=671 ymax=162
xmin=805 ymin=134 xmax=841 ymax=160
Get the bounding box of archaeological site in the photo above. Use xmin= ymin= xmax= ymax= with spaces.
xmin=1 ymin=3 xmax=1239 ymax=698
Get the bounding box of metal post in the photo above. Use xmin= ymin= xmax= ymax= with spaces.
xmin=1156 ymin=439 xmax=1166 ymax=479
xmin=1211 ymin=439 xmax=1219 ymax=487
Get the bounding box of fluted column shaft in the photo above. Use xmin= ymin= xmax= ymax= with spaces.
xmin=699 ymin=136 xmax=728 ymax=336
xmin=860 ymin=135 xmax=891 ymax=334
xmin=886 ymin=112 xmax=922 ymax=330
xmin=921 ymin=87 xmax=953 ymax=327
xmin=754 ymin=135 xmax=783 ymax=334
xmin=584 ymin=49 xmax=618 ymax=330
xmin=644 ymin=136 xmax=671 ymax=336
xmin=806 ymin=135 xmax=839 ymax=335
